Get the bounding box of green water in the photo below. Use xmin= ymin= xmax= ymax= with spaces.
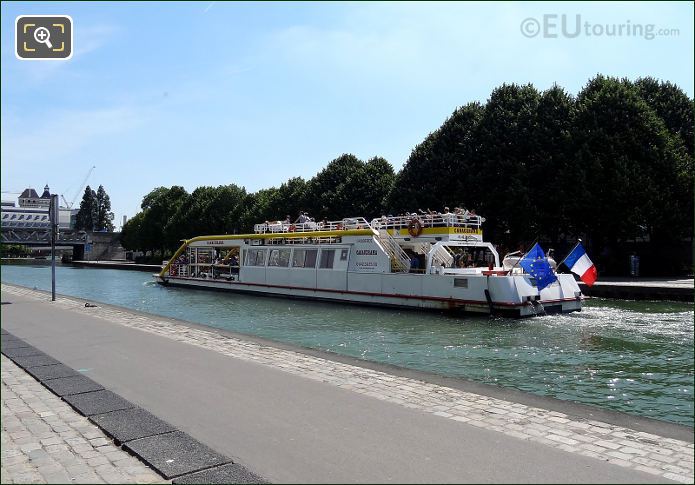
xmin=1 ymin=263 xmax=693 ymax=427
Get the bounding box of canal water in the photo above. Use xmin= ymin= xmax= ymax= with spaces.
xmin=1 ymin=263 xmax=693 ymax=427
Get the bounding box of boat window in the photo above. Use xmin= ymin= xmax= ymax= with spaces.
xmin=244 ymin=248 xmax=266 ymax=266
xmin=319 ymin=249 xmax=335 ymax=269
xmin=292 ymin=249 xmax=318 ymax=268
xmin=454 ymin=278 xmax=468 ymax=288
xmin=305 ymin=249 xmax=318 ymax=268
xmin=340 ymin=249 xmax=349 ymax=261
xmin=268 ymin=248 xmax=291 ymax=267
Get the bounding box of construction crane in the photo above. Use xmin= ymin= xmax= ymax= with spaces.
xmin=61 ymin=165 xmax=96 ymax=209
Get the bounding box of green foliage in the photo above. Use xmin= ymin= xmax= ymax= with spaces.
xmin=474 ymin=84 xmax=542 ymax=243
xmin=388 ymin=103 xmax=483 ymax=213
xmin=139 ymin=186 xmax=189 ymax=255
xmin=121 ymin=75 xmax=693 ymax=274
xmin=306 ymin=154 xmax=394 ymax=220
xmin=74 ymin=186 xmax=97 ymax=231
xmin=0 ymin=244 xmax=31 ymax=257
xmin=166 ymin=184 xmax=247 ymax=242
xmin=242 ymin=177 xmax=309 ymax=227
xmin=95 ymin=185 xmax=114 ymax=232
xmin=120 ymin=211 xmax=145 ymax=252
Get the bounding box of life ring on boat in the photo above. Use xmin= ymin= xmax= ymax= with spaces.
xmin=408 ymin=218 xmax=423 ymax=237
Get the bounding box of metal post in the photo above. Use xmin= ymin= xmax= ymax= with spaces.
xmin=50 ymin=194 xmax=59 ymax=301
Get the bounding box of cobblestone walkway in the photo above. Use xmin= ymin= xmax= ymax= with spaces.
xmin=3 ymin=285 xmax=694 ymax=483
xmin=1 ymin=355 xmax=164 ymax=484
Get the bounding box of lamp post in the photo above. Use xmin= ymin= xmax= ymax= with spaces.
xmin=49 ymin=194 xmax=59 ymax=301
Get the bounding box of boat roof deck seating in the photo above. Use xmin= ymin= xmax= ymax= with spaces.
xmin=371 ymin=213 xmax=483 ymax=230
xmin=254 ymin=217 xmax=373 ymax=235
xmin=253 ymin=213 xmax=483 ymax=235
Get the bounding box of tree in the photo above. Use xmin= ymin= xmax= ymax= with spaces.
xmin=474 ymin=83 xmax=541 ymax=244
xmin=138 ymin=186 xmax=189 ymax=256
xmin=165 ymin=184 xmax=248 ymax=251
xmin=94 ymin=185 xmax=114 ymax=232
xmin=74 ymin=186 xmax=97 ymax=231
xmin=388 ymin=103 xmax=483 ymax=213
xmin=306 ymin=154 xmax=364 ymax=219
xmin=305 ymin=154 xmax=394 ymax=220
xmin=352 ymin=156 xmax=395 ymax=219
xmin=120 ymin=212 xmax=145 ymax=252
xmin=634 ymin=77 xmax=695 ymax=155
xmin=529 ymin=85 xmax=578 ymax=242
xmin=241 ymin=177 xmax=309 ymax=228
xmin=574 ymin=75 xmax=692 ymax=274
xmin=115 ymin=75 xmax=693 ymax=275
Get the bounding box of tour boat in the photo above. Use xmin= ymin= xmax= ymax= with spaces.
xmin=154 ymin=213 xmax=583 ymax=317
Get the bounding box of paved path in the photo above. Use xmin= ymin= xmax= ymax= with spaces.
xmin=2 ymin=284 xmax=693 ymax=483
xmin=1 ymin=355 xmax=164 ymax=484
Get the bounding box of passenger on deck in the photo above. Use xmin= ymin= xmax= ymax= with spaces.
xmin=410 ymin=255 xmax=419 ymax=272
xmin=230 ymin=254 xmax=240 ymax=274
xmin=547 ymin=249 xmax=558 ymax=270
xmin=442 ymin=207 xmax=455 ymax=226
xmin=455 ymin=207 xmax=470 ymax=221
xmin=297 ymin=212 xmax=310 ymax=224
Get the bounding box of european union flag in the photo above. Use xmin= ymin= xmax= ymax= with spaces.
xmin=519 ymin=243 xmax=557 ymax=290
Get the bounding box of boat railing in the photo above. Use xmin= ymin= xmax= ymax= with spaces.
xmin=253 ymin=217 xmax=373 ymax=235
xmin=370 ymin=213 xmax=483 ymax=232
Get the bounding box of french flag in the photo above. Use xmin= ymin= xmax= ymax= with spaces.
xmin=564 ymin=243 xmax=598 ymax=286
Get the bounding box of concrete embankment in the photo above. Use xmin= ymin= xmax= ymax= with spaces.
xmin=1 ymin=283 xmax=693 ymax=483
xmin=580 ymin=277 xmax=693 ymax=302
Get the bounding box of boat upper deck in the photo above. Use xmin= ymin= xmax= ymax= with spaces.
xmin=253 ymin=213 xmax=484 ymax=242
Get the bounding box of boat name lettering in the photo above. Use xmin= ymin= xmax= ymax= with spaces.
xmin=355 ymin=249 xmax=377 ymax=255
xmin=205 ymin=241 xmax=225 ymax=245
xmin=453 ymin=228 xmax=481 ymax=234
xmin=357 ymin=238 xmax=373 ymax=243
xmin=355 ymin=261 xmax=378 ymax=267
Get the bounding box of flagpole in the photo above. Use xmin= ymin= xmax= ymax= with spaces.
xmin=557 ymin=239 xmax=582 ymax=270
xmin=508 ymin=237 xmax=539 ymax=274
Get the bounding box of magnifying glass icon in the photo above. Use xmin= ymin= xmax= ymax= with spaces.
xmin=34 ymin=27 xmax=53 ymax=49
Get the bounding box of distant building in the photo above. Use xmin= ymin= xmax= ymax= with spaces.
xmin=18 ymin=185 xmax=52 ymax=208
xmin=1 ymin=185 xmax=73 ymax=230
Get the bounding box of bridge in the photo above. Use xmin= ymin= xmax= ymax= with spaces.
xmin=1 ymin=228 xmax=90 ymax=245
xmin=1 ymin=227 xmax=124 ymax=261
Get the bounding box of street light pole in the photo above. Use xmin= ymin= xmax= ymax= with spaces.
xmin=49 ymin=194 xmax=59 ymax=301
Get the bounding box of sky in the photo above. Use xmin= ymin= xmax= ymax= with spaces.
xmin=2 ymin=1 xmax=693 ymax=228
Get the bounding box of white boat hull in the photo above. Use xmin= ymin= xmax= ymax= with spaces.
xmin=154 ymin=272 xmax=582 ymax=318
